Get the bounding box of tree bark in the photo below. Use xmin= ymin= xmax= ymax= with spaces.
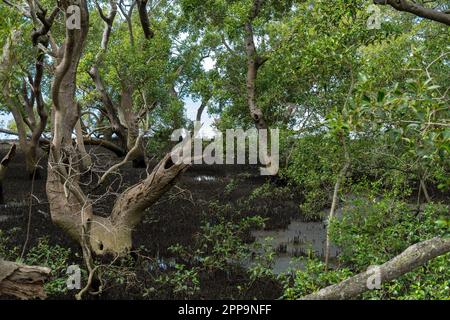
xmin=301 ymin=237 xmax=450 ymax=300
xmin=95 ymin=0 xmax=117 ymax=51
xmin=88 ymin=2 xmax=145 ymax=161
xmin=75 ymin=117 xmax=92 ymax=170
xmin=0 ymin=144 xmax=16 ymax=204
xmin=244 ymin=1 xmax=268 ymax=130
xmin=118 ymin=0 xmax=136 ymax=46
xmin=46 ymin=1 xmax=189 ymax=259
xmin=196 ymin=96 xmax=210 ymax=122
xmin=0 ymin=127 xmax=126 ymax=157
xmin=0 ymin=31 xmax=42 ymax=179
xmin=420 ymin=179 xmax=431 ymax=203
xmin=136 ymin=0 xmax=154 ymax=40
xmin=118 ymin=82 xmax=146 ymax=168
xmin=48 ymin=148 xmax=188 ymax=255
xmin=374 ymin=0 xmax=450 ymax=26
xmin=88 ymin=66 xmax=127 ymax=148
xmin=325 ymin=135 xmax=350 ymax=269
xmin=0 ymin=260 xmax=51 ymax=300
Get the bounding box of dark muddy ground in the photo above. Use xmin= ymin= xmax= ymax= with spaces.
xmin=0 ymin=143 xmax=305 ymax=299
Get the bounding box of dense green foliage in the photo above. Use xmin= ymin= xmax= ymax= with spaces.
xmin=0 ymin=0 xmax=448 ymax=300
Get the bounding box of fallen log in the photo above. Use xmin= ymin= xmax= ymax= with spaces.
xmin=0 ymin=259 xmax=51 ymax=300
xmin=301 ymin=237 xmax=450 ymax=300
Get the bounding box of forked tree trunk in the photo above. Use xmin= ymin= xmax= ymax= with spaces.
xmin=136 ymin=0 xmax=154 ymax=40
xmin=48 ymin=149 xmax=188 ymax=255
xmin=88 ymin=65 xmax=128 ymax=148
xmin=88 ymin=1 xmax=145 ymax=167
xmin=46 ymin=1 xmax=189 ymax=257
xmin=2 ymin=78 xmax=41 ymax=179
xmin=1 ymin=23 xmax=48 ymax=180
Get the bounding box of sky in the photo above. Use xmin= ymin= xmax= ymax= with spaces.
xmin=0 ymin=113 xmax=13 ymax=139
xmin=184 ymin=96 xmax=216 ymax=138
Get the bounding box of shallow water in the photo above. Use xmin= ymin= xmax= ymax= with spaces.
xmin=250 ymin=209 xmax=341 ymax=274
xmin=193 ymin=175 xmax=217 ymax=182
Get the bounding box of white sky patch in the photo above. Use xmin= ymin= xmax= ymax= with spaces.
xmin=202 ymin=56 xmax=216 ymax=71
xmin=184 ymin=96 xmax=216 ymax=139
xmin=0 ymin=113 xmax=14 ymax=139
xmin=178 ymin=32 xmax=189 ymax=41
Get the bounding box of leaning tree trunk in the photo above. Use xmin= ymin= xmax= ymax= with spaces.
xmin=301 ymin=237 xmax=450 ymax=300
xmin=0 ymin=259 xmax=51 ymax=300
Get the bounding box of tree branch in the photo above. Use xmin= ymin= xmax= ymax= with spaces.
xmin=136 ymin=0 xmax=154 ymax=39
xmin=374 ymin=0 xmax=450 ymax=26
xmin=302 ymin=237 xmax=450 ymax=300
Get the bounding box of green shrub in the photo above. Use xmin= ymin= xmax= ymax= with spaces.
xmin=281 ymin=134 xmax=340 ymax=219
xmin=281 ymin=258 xmax=353 ymax=300
xmin=23 ymin=237 xmax=72 ymax=296
xmin=330 ymin=197 xmax=450 ymax=299
xmin=145 ymin=264 xmax=201 ymax=299
xmin=0 ymin=227 xmax=20 ymax=260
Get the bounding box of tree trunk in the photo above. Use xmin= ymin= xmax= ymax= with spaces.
xmin=6 ymin=104 xmax=39 ymax=179
xmin=44 ymin=1 xmax=189 ymax=265
xmin=0 ymin=144 xmax=16 ymax=204
xmin=88 ymin=65 xmax=128 ymax=148
xmin=420 ymin=179 xmax=431 ymax=203
xmin=301 ymin=237 xmax=450 ymax=300
xmin=82 ymin=137 xmax=126 ymax=157
xmin=119 ymin=82 xmax=146 ymax=168
xmin=75 ymin=118 xmax=92 ymax=170
xmin=48 ymin=149 xmax=189 ymax=256
xmin=2 ymin=21 xmax=49 ymax=180
xmin=325 ymin=135 xmax=350 ymax=269
xmin=136 ymin=0 xmax=154 ymax=40
xmin=0 ymin=260 xmax=51 ymax=300
xmin=244 ymin=22 xmax=267 ymax=130
xmin=373 ymin=0 xmax=450 ymax=26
